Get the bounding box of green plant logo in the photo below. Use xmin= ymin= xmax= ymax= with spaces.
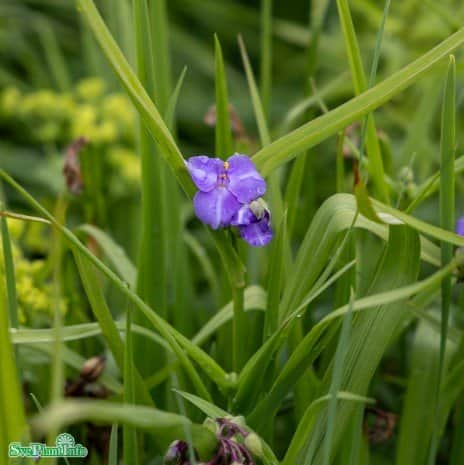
xmin=8 ymin=433 xmax=88 ymax=459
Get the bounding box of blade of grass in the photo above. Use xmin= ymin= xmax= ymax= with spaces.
xmin=263 ymin=212 xmax=287 ymax=339
xmin=28 ymin=394 xmax=71 ymax=465
xmin=336 ymin=0 xmax=389 ymax=202
xmin=48 ymin=197 xmax=67 ymax=465
xmin=358 ymin=0 xmax=391 ymax=150
xmin=132 ymin=0 xmax=168 ymax=379
xmin=0 ymin=252 xmax=28 ymax=449
xmin=322 ymin=289 xmax=355 ymax=465
xmin=214 ymin=35 xmax=233 ymax=158
xmin=283 ymin=391 xmax=374 ymax=465
xmin=149 ymin=0 xmax=172 ymax=111
xmin=396 ymin=321 xmax=450 ymax=465
xmin=238 ymin=35 xmax=284 ymax=221
xmin=165 ymin=66 xmax=188 ymax=130
xmin=31 ymin=399 xmax=218 ymax=459
xmin=260 ymin=0 xmax=272 ymax=116
xmin=77 ymin=224 xmax=136 ymax=288
xmin=109 ymin=425 xmax=119 ymax=465
xmin=336 ymin=131 xmax=346 ymax=192
xmin=252 ymin=25 xmax=464 ymax=176
xmin=123 ymin=304 xmax=138 ymax=465
xmin=37 ymin=21 xmax=72 ymax=92
xmin=73 ymin=252 xmax=153 ymax=406
xmin=406 ymin=155 xmax=464 ymax=213
xmin=428 ymin=54 xmax=456 ymax=465
xmin=1 ymin=217 xmax=19 ymax=329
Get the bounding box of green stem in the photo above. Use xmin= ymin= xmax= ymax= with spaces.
xmin=232 ymin=283 xmax=246 ymax=372
xmin=1 ymin=217 xmax=19 ymax=329
xmin=336 ymin=131 xmax=346 ymax=193
xmin=260 ymin=0 xmax=272 ymax=116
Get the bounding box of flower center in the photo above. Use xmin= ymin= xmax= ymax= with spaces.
xmin=217 ymin=161 xmax=230 ymax=187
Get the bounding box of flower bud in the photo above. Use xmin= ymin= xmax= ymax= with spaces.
xmin=80 ymin=355 xmax=105 ymax=382
xmin=163 ymin=440 xmax=188 ymax=465
xmin=203 ymin=417 xmax=219 ymax=434
xmin=244 ymin=433 xmax=264 ymax=458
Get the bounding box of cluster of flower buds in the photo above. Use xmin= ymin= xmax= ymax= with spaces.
xmin=164 ymin=417 xmax=263 ymax=465
xmin=186 ymin=154 xmax=273 ymax=247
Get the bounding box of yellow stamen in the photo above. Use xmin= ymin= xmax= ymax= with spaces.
xmin=223 ymin=161 xmax=229 ymax=170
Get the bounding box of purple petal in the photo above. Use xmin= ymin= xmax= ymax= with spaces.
xmin=230 ymin=204 xmax=257 ymax=226
xmin=187 ymin=156 xmax=223 ymax=192
xmin=227 ymin=154 xmax=266 ymax=203
xmin=194 ymin=187 xmax=241 ymax=229
xmin=457 ymin=216 xmax=464 ymax=236
xmin=239 ymin=216 xmax=273 ymax=247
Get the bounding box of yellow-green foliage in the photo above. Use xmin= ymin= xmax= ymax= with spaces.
xmin=0 ymin=77 xmax=136 ymax=146
xmin=0 ymin=77 xmax=142 ymax=190
xmin=0 ymin=219 xmax=66 ymax=324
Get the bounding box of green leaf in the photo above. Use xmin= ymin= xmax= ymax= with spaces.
xmin=247 ymin=227 xmax=454 ymax=437
xmin=30 ymin=399 xmax=218 ymax=457
xmin=429 ymin=53 xmax=456 ymax=465
xmin=254 ymin=226 xmax=422 ymax=463
xmin=165 ymin=66 xmax=188 ymax=130
xmin=259 ymin=0 xmax=272 ymax=116
xmin=396 ymin=321 xmax=456 ymax=465
xmin=109 ymin=425 xmax=119 ymax=465
xmin=336 ymin=0 xmax=389 ymax=202
xmin=264 ymin=213 xmax=288 ymax=339
xmin=132 ymin=0 xmax=169 ymax=378
xmin=0 ymin=260 xmax=28 ymax=449
xmin=123 ymin=305 xmax=138 ymax=465
xmin=214 ymin=34 xmax=233 ymax=157
xmin=354 ymin=177 xmax=384 ymax=224
xmin=1 ymin=218 xmax=19 ymax=328
xmin=238 ymin=35 xmax=284 ymax=222
xmin=238 ymin=35 xmax=271 ymax=146
xmin=174 ymin=389 xmax=229 ymax=419
xmin=77 ymin=224 xmax=136 ymax=288
xmin=323 ymin=289 xmax=355 ymax=465
xmin=252 ymin=26 xmax=464 ymax=176
xmin=283 ymin=391 xmax=374 ymax=465
xmin=73 ymin=251 xmax=153 ymax=406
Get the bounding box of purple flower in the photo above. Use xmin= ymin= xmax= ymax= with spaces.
xmin=187 ymin=154 xmax=272 ymax=247
xmin=231 ymin=200 xmax=273 ymax=247
xmin=457 ymin=216 xmax=464 ymax=236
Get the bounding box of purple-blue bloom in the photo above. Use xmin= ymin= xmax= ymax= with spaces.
xmin=187 ymin=153 xmax=272 ymax=247
xmin=457 ymin=216 xmax=464 ymax=236
xmin=231 ymin=201 xmax=273 ymax=247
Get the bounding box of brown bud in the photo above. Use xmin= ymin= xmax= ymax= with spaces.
xmin=63 ymin=136 xmax=87 ymax=195
xmin=80 ymin=355 xmax=105 ymax=383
